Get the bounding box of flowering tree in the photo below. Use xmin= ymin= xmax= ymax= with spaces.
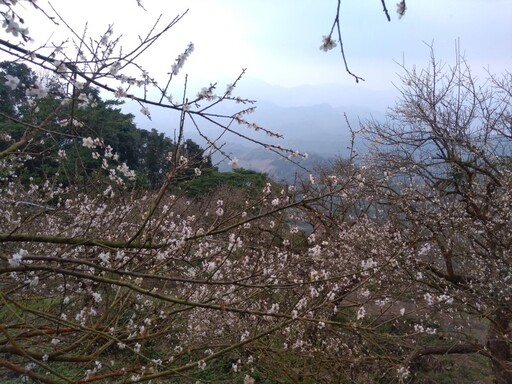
xmin=0 ymin=1 xmax=377 ymax=383
xmin=1 ymin=1 xmax=509 ymax=383
xmin=361 ymin=51 xmax=512 ymax=383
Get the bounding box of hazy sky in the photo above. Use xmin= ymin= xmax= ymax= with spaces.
xmin=3 ymin=1 xmax=511 ymax=159
xmin=15 ymin=0 xmax=512 ymax=92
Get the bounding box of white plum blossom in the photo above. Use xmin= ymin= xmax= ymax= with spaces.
xmin=397 ymin=366 xmax=410 ymax=380
xmin=2 ymin=17 xmax=28 ymax=38
xmin=109 ymin=61 xmax=122 ymax=75
xmin=114 ymin=87 xmax=127 ymax=98
xmin=196 ymin=86 xmax=215 ymax=101
xmin=320 ymin=35 xmax=337 ymax=51
xmin=78 ymin=93 xmax=88 ymax=103
xmin=178 ymin=156 xmax=188 ymax=166
xmin=140 ymin=106 xmax=150 ymax=117
xmin=26 ymin=82 xmax=47 ymax=98
xmin=424 ymin=292 xmax=434 ymax=305
xmin=4 ymin=74 xmax=20 ymax=90
xmin=82 ymin=137 xmax=95 ymax=148
xmin=326 ymin=175 xmax=338 ymax=186
xmin=29 ymin=276 xmax=39 ymax=287
xmin=240 ymin=330 xmax=249 ymax=341
xmin=308 ymin=245 xmax=322 ymax=258
xmin=225 ymin=83 xmax=235 ymax=95
xmin=171 ymin=42 xmax=194 ymax=75
xmin=356 ymin=306 xmax=366 ymax=320
xmin=117 ymin=162 xmax=136 ymax=180
xmin=73 ymin=81 xmax=85 ymax=90
xmin=53 ymin=60 xmax=67 ymax=74
xmin=98 ymin=252 xmax=110 ymax=264
xmin=92 ymin=292 xmax=102 ymax=303
xmin=228 ymin=157 xmax=239 ymax=168
xmin=9 ymin=249 xmax=27 ymax=267
xmin=396 ymin=1 xmax=407 ymax=18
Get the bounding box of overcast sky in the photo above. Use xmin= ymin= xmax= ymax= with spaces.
xmin=3 ymin=1 xmax=511 ymax=157
xmin=15 ymin=0 xmax=511 ymax=93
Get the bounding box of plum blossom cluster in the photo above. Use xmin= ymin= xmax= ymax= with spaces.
xmin=396 ymin=1 xmax=407 ymax=18
xmin=170 ymin=42 xmax=194 ymax=76
xmin=1 ymin=1 xmax=42 ymax=43
xmin=77 ymin=92 xmax=97 ymax=108
xmin=3 ymin=73 xmax=47 ymax=99
xmin=320 ymin=35 xmax=337 ymax=52
xmin=2 ymin=14 xmax=29 ymax=39
xmin=4 ymin=74 xmax=19 ymax=89
xmin=3 ymin=145 xmax=505 ymax=382
xmin=8 ymin=248 xmax=28 ymax=267
xmin=80 ymin=137 xmax=136 ymax=185
xmin=196 ymin=85 xmax=216 ymax=101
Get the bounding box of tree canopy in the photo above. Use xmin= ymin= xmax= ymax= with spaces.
xmin=0 ymin=61 xmax=221 ymax=189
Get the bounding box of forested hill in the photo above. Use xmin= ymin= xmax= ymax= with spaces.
xmin=0 ymin=61 xmax=269 ymax=195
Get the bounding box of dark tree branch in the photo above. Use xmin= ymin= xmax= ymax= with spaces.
xmin=331 ymin=0 xmax=365 ymax=83
xmin=380 ymin=0 xmax=391 ymax=22
xmin=136 ymin=0 xmax=147 ymax=11
xmin=409 ymin=343 xmax=485 ymax=363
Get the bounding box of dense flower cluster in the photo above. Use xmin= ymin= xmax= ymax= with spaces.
xmin=171 ymin=42 xmax=194 ymax=76
xmin=0 ymin=2 xmax=511 ymax=383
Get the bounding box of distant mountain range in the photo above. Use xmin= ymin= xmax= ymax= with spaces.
xmin=234 ymin=77 xmax=395 ymax=111
xmin=124 ymin=78 xmax=392 ymax=179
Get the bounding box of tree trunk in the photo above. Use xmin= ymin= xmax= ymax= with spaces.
xmin=487 ymin=308 xmax=512 ymax=384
